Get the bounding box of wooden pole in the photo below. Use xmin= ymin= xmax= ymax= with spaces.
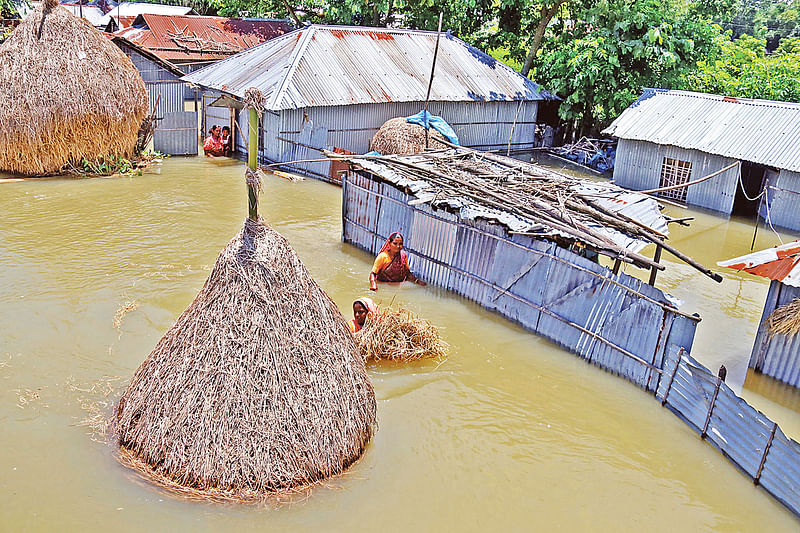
xmin=424 ymin=13 xmax=443 ymax=150
xmin=648 ymin=245 xmax=662 ymax=286
xmin=248 ymin=108 xmax=259 ymax=220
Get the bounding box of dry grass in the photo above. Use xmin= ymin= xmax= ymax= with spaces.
xmin=766 ymin=298 xmax=800 ymax=337
xmin=0 ymin=0 xmax=148 ymax=175
xmin=114 ymin=218 xmax=377 ymax=499
xmin=113 ymin=301 xmax=138 ymax=330
xmin=370 ymin=118 xmax=448 ymax=155
xmin=356 ymin=307 xmax=448 ymax=362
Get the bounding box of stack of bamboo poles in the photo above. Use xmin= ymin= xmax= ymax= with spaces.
xmin=329 ymin=146 xmax=721 ymax=282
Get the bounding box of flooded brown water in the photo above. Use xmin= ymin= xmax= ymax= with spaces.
xmin=1 ymin=156 xmax=798 ymax=531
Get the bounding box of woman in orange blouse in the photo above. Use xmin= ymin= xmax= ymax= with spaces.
xmin=369 ymin=232 xmax=426 ymax=291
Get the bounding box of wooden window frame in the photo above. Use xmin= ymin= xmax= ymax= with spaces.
xmin=659 ymin=157 xmax=692 ymax=202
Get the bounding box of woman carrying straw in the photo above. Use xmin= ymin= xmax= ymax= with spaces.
xmin=350 ymin=297 xmax=378 ymax=333
xmin=369 ymin=232 xmax=427 ymax=291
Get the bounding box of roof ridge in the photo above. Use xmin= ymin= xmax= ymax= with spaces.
xmin=268 ymin=25 xmax=315 ymax=110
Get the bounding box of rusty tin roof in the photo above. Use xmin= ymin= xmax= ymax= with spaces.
xmin=718 ymin=241 xmax=800 ymax=287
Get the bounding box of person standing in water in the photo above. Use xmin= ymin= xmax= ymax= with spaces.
xmin=350 ymin=297 xmax=377 ymax=333
xmin=369 ymin=232 xmax=426 ymax=291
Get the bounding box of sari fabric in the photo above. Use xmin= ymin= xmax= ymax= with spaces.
xmin=374 ymin=232 xmax=409 ymax=282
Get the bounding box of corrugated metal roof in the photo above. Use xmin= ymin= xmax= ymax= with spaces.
xmin=348 ymin=150 xmax=668 ymax=254
xmin=603 ymin=89 xmax=800 ymax=172
xmin=717 ymin=241 xmax=800 ymax=287
xmin=98 ymin=2 xmax=194 ymax=27
xmin=115 ymin=14 xmax=291 ymax=62
xmin=59 ymin=4 xmax=106 ymax=26
xmin=183 ymin=25 xmax=553 ymax=110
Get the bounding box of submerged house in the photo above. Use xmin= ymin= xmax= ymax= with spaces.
xmin=182 ymin=24 xmax=556 ymax=182
xmin=111 ymin=36 xmax=198 ymax=155
xmin=719 ymin=242 xmax=800 ymax=388
xmin=604 ymin=89 xmax=800 ymax=232
xmin=334 ymin=147 xmax=713 ymax=385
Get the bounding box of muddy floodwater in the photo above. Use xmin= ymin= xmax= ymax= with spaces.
xmin=1 ymin=156 xmax=798 ymax=531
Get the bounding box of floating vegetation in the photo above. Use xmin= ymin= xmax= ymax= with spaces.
xmin=112 ymin=301 xmax=138 ymax=331
xmin=356 ymin=307 xmax=449 ymax=362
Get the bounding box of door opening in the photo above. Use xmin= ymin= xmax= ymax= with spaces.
xmin=732 ymin=161 xmax=766 ymax=217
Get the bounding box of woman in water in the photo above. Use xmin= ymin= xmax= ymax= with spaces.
xmin=369 ymin=232 xmax=426 ymax=291
xmin=350 ymin=297 xmax=377 ymax=333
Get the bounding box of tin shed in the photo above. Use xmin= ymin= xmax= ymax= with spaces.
xmin=604 ymin=89 xmax=800 ymax=232
xmin=719 ymin=241 xmax=800 ymax=388
xmin=182 ymin=24 xmax=555 ymax=182
xmin=112 ymin=36 xmax=199 ymax=155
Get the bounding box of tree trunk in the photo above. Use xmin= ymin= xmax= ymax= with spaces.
xmin=521 ymin=0 xmax=567 ymax=77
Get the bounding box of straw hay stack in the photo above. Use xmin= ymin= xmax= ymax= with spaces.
xmin=766 ymin=298 xmax=800 ymax=337
xmin=356 ymin=307 xmax=448 ymax=362
xmin=370 ymin=117 xmax=448 ymax=155
xmin=115 ymin=218 xmax=377 ymax=499
xmin=0 ymin=0 xmax=148 ymax=175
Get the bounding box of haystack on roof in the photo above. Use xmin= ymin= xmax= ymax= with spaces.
xmin=370 ymin=118 xmax=448 ymax=155
xmin=0 ymin=0 xmax=148 ymax=175
xmin=115 ymin=217 xmax=377 ymax=499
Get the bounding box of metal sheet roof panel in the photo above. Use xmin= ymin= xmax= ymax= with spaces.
xmin=718 ymin=241 xmax=800 ymax=286
xmin=183 ymin=25 xmax=553 ymax=110
xmin=603 ymin=89 xmax=800 ymax=172
xmin=116 ymin=14 xmax=291 ymax=62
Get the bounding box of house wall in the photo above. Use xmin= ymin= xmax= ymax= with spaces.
xmin=342 ymin=169 xmax=699 ymax=391
xmin=750 ymin=280 xmax=800 ymax=387
xmin=762 ymin=170 xmax=800 ymax=233
xmin=120 ymin=45 xmax=185 ymax=117
xmin=613 ymin=139 xmax=740 ymax=213
xmin=250 ymin=100 xmax=538 ymax=181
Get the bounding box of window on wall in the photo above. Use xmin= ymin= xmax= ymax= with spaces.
xmin=658 ymin=157 xmax=692 ymax=202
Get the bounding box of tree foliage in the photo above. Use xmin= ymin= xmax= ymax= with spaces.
xmin=683 ymin=31 xmax=800 ymax=101
xmin=533 ymin=0 xmax=718 ymax=134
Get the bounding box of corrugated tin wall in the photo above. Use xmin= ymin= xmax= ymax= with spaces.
xmin=657 ymin=346 xmax=800 ymax=517
xmin=750 ymin=280 xmax=800 ymax=387
xmin=613 ymin=140 xmax=740 ymax=213
xmin=343 ymin=169 xmax=800 ymax=519
xmin=762 ymin=170 xmax=800 ymax=233
xmin=257 ymin=100 xmax=537 ymax=181
xmin=342 ymin=170 xmax=698 ymax=392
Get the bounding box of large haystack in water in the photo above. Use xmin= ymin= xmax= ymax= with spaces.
xmin=0 ymin=0 xmax=148 ymax=175
xmin=370 ymin=117 xmax=448 ymax=155
xmin=115 ymin=218 xmax=377 ymax=499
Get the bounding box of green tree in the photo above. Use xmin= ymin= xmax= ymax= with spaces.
xmin=534 ymin=0 xmax=718 ymax=135
xmin=683 ymin=31 xmax=800 ymax=101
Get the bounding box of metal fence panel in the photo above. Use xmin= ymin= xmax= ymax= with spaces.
xmin=154 ymin=111 xmax=198 ymax=156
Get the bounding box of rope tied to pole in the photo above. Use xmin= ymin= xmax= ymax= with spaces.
xmin=243 ymin=88 xmax=266 ymax=118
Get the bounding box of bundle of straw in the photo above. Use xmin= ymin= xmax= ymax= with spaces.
xmin=0 ymin=0 xmax=148 ymax=175
xmin=766 ymin=298 xmax=800 ymax=337
xmin=356 ymin=307 xmax=448 ymax=362
xmin=370 ymin=117 xmax=448 ymax=155
xmin=115 ymin=218 xmax=377 ymax=500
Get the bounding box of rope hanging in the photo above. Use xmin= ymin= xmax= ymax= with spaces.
xmin=243 ymin=88 xmax=266 ymax=118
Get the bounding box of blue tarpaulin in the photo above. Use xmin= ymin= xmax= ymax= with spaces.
xmin=406 ymin=111 xmax=460 ymax=145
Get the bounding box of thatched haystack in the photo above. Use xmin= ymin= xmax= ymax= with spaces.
xmin=356 ymin=307 xmax=449 ymax=362
xmin=115 ymin=218 xmax=377 ymax=499
xmin=370 ymin=117 xmax=448 ymax=155
xmin=766 ymin=298 xmax=800 ymax=337
xmin=0 ymin=0 xmax=148 ymax=175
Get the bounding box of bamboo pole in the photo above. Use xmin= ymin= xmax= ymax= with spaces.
xmin=424 ymin=13 xmax=443 ymax=150
xmin=638 ymin=161 xmax=740 ymax=194
xmin=248 ymin=108 xmax=258 ymax=220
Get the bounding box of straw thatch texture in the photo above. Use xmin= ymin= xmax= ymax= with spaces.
xmin=0 ymin=0 xmax=148 ymax=175
xmin=370 ymin=118 xmax=448 ymax=155
xmin=766 ymin=298 xmax=800 ymax=337
xmin=356 ymin=307 xmax=448 ymax=362
xmin=115 ymin=218 xmax=377 ymax=499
